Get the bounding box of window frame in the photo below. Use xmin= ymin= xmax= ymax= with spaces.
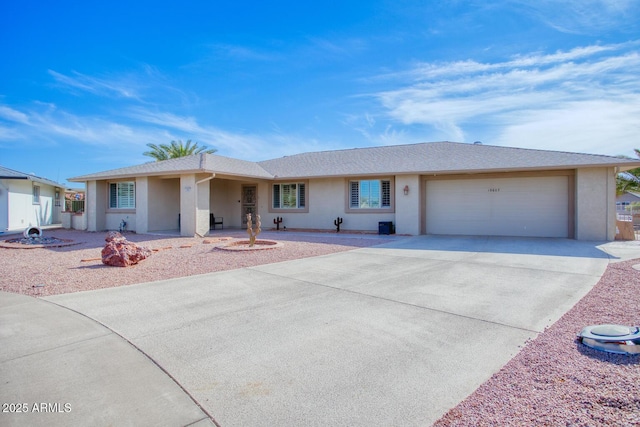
xmin=108 ymin=181 xmax=136 ymax=210
xmin=270 ymin=181 xmax=309 ymax=213
xmin=345 ymin=177 xmax=395 ymax=213
xmin=32 ymin=185 xmax=41 ymax=205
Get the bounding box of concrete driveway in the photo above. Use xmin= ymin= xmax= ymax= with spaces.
xmin=39 ymin=236 xmax=631 ymax=426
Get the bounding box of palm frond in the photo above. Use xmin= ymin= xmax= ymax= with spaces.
xmin=143 ymin=139 xmax=217 ymax=161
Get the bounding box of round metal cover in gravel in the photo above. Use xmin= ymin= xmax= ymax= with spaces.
xmin=590 ymin=324 xmax=636 ymax=337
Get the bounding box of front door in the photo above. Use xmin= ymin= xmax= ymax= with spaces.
xmin=241 ymin=185 xmax=257 ymax=225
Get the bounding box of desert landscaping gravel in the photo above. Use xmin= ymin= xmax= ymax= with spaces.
xmin=0 ymin=229 xmax=388 ymax=296
xmin=435 ymin=258 xmax=640 ymax=427
xmin=2 ymin=229 xmax=638 ymax=425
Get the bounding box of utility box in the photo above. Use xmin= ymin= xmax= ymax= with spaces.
xmin=378 ymin=221 xmax=394 ymax=235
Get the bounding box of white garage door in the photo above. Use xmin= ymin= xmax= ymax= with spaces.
xmin=426 ymin=176 xmax=569 ymax=238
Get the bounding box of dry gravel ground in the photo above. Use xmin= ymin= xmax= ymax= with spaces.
xmin=0 ymin=229 xmax=388 ymax=297
xmin=435 ymin=258 xmax=640 ymax=427
xmin=2 ymin=229 xmax=638 ymax=425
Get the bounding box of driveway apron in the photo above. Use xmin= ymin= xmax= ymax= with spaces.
xmin=45 ymin=236 xmax=620 ymax=426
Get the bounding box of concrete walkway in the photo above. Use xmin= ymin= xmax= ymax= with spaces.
xmin=2 ymin=236 xmax=639 ymax=426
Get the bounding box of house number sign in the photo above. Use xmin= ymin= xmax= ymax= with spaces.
xmin=488 ymin=188 xmax=500 ymax=192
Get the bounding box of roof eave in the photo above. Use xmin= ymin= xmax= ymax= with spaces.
xmin=68 ymin=168 xmax=213 ymax=182
xmin=269 ymin=163 xmax=631 ymax=180
xmin=0 ymin=176 xmax=29 ymax=180
xmin=69 ymin=168 xmax=274 ymax=182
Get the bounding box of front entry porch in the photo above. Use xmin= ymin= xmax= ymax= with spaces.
xmin=141 ymin=174 xmax=265 ymax=237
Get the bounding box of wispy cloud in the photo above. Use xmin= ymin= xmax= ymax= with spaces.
xmin=125 ymin=108 xmax=339 ymax=160
xmin=48 ymin=70 xmax=143 ymax=100
xmin=369 ymin=42 xmax=640 ymax=154
xmin=0 ymin=103 xmax=148 ymax=150
xmin=0 ymin=105 xmax=30 ymax=124
xmin=514 ymin=0 xmax=640 ymax=34
xmin=0 ymin=102 xmax=333 ymax=163
xmin=207 ymin=43 xmax=280 ymax=62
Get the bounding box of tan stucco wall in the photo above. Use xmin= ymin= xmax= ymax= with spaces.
xmin=210 ymin=179 xmax=270 ymax=229
xmin=135 ymin=177 xmax=149 ymax=234
xmin=575 ymin=167 xmax=616 ymax=240
xmin=86 ymin=180 xmax=106 ymax=232
xmin=210 ymin=179 xmax=236 ymax=226
xmin=61 ymin=212 xmax=87 ymax=230
xmin=79 ymin=166 xmax=617 ymax=240
xmin=148 ymin=177 xmax=180 ymax=231
xmin=394 ymin=175 xmax=421 ymax=235
xmin=105 ymin=212 xmax=136 ymax=231
xmin=264 ymin=177 xmax=396 ymax=232
xmin=196 ymin=175 xmax=211 ymax=236
xmin=88 ymin=179 xmax=137 ymax=232
xmin=180 ymin=174 xmax=196 ymax=236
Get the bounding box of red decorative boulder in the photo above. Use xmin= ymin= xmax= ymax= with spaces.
xmin=101 ymin=232 xmax=152 ymax=267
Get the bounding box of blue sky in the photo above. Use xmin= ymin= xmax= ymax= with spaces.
xmin=1 ymin=0 xmax=639 ymax=186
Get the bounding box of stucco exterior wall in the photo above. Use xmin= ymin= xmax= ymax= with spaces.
xmin=71 ymin=213 xmax=87 ymax=230
xmin=210 ymin=179 xmax=270 ymax=229
xmin=148 ymin=177 xmax=180 ymax=231
xmin=77 ymin=165 xmax=618 ymax=240
xmin=62 ymin=212 xmax=87 ymax=231
xmin=210 ymin=179 xmax=236 ymax=226
xmin=86 ymin=181 xmax=97 ymax=232
xmin=3 ymin=179 xmax=60 ymax=231
xmin=394 ymin=175 xmax=421 ymax=235
xmin=105 ymin=212 xmax=136 ymax=231
xmin=180 ymin=174 xmax=197 ymax=236
xmin=575 ymin=167 xmax=616 ymax=240
xmin=86 ymin=180 xmax=107 ymax=232
xmin=135 ymin=177 xmax=149 ymax=234
xmin=265 ymin=177 xmax=396 ymax=232
xmin=196 ymin=174 xmax=211 ymax=236
xmin=0 ymin=180 xmax=8 ymax=231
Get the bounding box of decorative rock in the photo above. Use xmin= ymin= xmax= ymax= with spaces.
xmin=105 ymin=231 xmax=126 ymax=243
xmin=101 ymin=232 xmax=151 ymax=267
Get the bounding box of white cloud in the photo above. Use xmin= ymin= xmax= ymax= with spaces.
xmin=493 ymin=98 xmax=640 ymax=155
xmin=48 ymin=70 xmax=143 ymax=100
xmin=0 ymin=105 xmax=30 ymax=124
xmin=0 ymin=101 xmax=337 ymax=163
xmin=207 ymin=44 xmax=280 ymax=62
xmin=371 ymin=42 xmax=640 ymax=155
xmin=515 ymin=0 xmax=640 ymax=34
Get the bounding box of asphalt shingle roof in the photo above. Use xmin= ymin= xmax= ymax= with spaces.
xmin=0 ymin=165 xmax=64 ymax=187
xmin=258 ymin=142 xmax=639 ymax=178
xmin=68 ymin=142 xmax=640 ymax=182
xmin=69 ymin=153 xmax=273 ymax=181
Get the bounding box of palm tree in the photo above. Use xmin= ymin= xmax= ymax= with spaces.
xmin=143 ymin=140 xmax=217 ymax=161
xmin=616 ymin=149 xmax=640 ymax=195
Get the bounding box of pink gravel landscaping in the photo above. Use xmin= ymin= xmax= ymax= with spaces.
xmin=435 ymin=258 xmax=640 ymax=427
xmin=1 ymin=229 xmax=638 ymax=425
xmin=0 ymin=229 xmax=389 ymax=297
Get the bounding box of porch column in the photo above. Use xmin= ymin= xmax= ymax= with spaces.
xmin=195 ymin=175 xmax=212 ymax=237
xmin=135 ymin=176 xmax=149 ymax=234
xmin=180 ymin=174 xmax=197 ymax=236
xmin=395 ymin=175 xmax=421 ymax=235
xmin=575 ymin=167 xmax=616 ymax=241
xmin=86 ymin=180 xmax=106 ymax=232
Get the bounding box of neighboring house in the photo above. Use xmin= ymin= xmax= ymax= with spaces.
xmin=616 ymin=191 xmax=640 ymax=212
xmin=68 ymin=141 xmax=640 ymax=241
xmin=615 ymin=191 xmax=640 ymax=226
xmin=0 ymin=166 xmax=65 ymax=233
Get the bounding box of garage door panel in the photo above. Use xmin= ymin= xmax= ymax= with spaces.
xmin=426 ymin=176 xmax=569 ymax=238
